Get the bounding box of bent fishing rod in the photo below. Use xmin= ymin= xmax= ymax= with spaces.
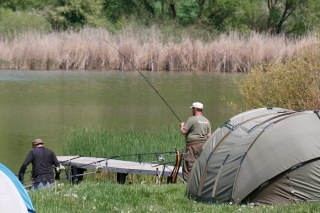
xmin=104 ymin=39 xmax=181 ymax=123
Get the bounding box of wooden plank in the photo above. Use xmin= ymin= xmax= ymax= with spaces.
xmin=57 ymin=156 xmax=182 ymax=177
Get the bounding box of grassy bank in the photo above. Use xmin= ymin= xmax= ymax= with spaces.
xmin=28 ymin=181 xmax=320 ymax=213
xmin=0 ymin=27 xmax=317 ymax=72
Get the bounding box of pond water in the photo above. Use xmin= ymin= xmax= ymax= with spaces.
xmin=0 ymin=70 xmax=241 ymax=173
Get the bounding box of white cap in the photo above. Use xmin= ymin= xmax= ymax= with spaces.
xmin=190 ymin=102 xmax=203 ymax=109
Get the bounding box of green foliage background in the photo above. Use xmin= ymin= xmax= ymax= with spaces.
xmin=0 ymin=0 xmax=320 ymax=36
xmin=0 ymin=8 xmax=50 ymax=37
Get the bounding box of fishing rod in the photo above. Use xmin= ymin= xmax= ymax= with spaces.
xmin=105 ymin=150 xmax=177 ymax=163
xmin=60 ymin=155 xmax=83 ymax=163
xmin=17 ymin=155 xmax=83 ymax=176
xmin=104 ymin=39 xmax=181 ymax=123
xmin=76 ymin=159 xmax=106 ymax=169
xmin=106 ymin=150 xmax=176 ymax=159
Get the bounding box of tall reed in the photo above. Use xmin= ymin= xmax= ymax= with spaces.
xmin=64 ymin=125 xmax=185 ymax=163
xmin=0 ymin=27 xmax=317 ymax=72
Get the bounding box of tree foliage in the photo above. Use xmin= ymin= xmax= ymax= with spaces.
xmin=47 ymin=0 xmax=103 ymax=31
xmin=0 ymin=8 xmax=50 ymax=37
xmin=266 ymin=0 xmax=308 ymax=34
xmin=0 ymin=0 xmax=319 ymax=35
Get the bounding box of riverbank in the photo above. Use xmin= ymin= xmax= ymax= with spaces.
xmin=0 ymin=28 xmax=317 ymax=72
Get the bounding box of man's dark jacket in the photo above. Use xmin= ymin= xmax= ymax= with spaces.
xmin=19 ymin=147 xmax=60 ymax=183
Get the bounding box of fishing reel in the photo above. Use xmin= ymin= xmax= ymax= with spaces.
xmin=95 ymin=165 xmax=103 ymax=173
xmin=157 ymin=154 xmax=165 ymax=162
xmin=55 ymin=172 xmax=61 ymax=180
xmin=54 ymin=164 xmax=65 ymax=180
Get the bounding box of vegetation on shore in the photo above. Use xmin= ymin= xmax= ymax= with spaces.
xmin=230 ymin=36 xmax=320 ymax=111
xmin=1 ymin=0 xmax=319 ymax=72
xmin=64 ymin=124 xmax=184 ymax=164
xmin=0 ymin=0 xmax=319 ymax=72
xmin=0 ymin=28 xmax=317 ymax=72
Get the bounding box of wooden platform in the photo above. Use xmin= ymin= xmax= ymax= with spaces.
xmin=57 ymin=156 xmax=182 ymax=180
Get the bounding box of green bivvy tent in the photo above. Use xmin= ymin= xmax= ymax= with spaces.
xmin=187 ymin=107 xmax=320 ymax=205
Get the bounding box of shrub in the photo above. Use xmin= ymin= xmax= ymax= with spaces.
xmin=0 ymin=8 xmax=50 ymax=38
xmin=234 ymin=37 xmax=320 ymax=111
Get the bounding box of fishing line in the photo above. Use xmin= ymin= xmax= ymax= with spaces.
xmin=104 ymin=39 xmax=181 ymax=123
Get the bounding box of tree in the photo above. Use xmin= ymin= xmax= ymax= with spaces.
xmin=205 ymin=0 xmax=248 ymax=32
xmin=196 ymin=0 xmax=206 ymax=22
xmin=47 ymin=0 xmax=103 ymax=31
xmin=0 ymin=0 xmax=54 ymax=11
xmin=102 ymin=0 xmax=156 ymax=25
xmin=267 ymin=0 xmax=307 ymax=34
xmin=285 ymin=0 xmax=320 ymax=35
xmin=168 ymin=0 xmax=177 ymax=19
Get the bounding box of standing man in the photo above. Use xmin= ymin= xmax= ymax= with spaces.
xmin=18 ymin=139 xmax=62 ymax=190
xmin=180 ymin=102 xmax=211 ymax=182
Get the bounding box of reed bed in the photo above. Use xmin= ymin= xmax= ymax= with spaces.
xmin=64 ymin=125 xmax=185 ymax=164
xmin=61 ymin=124 xmax=185 ymax=184
xmin=29 ymin=181 xmax=320 ymax=213
xmin=0 ymin=27 xmax=317 ymax=72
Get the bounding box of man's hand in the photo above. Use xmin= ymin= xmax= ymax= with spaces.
xmin=180 ymin=122 xmax=188 ymax=135
xmin=54 ymin=164 xmax=65 ymax=180
xmin=55 ymin=172 xmax=61 ymax=180
xmin=55 ymin=164 xmax=65 ymax=173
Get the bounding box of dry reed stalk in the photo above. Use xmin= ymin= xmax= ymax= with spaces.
xmin=0 ymin=28 xmax=317 ymax=72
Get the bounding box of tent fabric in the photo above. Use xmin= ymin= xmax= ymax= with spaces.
xmin=0 ymin=163 xmax=36 ymax=213
xmin=246 ymin=159 xmax=320 ymax=204
xmin=187 ymin=108 xmax=320 ymax=205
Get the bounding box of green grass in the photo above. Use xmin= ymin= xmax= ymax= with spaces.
xmin=61 ymin=124 xmax=185 ymax=184
xmin=29 ymin=180 xmax=320 ymax=213
xmin=63 ymin=125 xmax=185 ymax=164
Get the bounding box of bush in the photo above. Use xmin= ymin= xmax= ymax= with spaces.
xmin=234 ymin=37 xmax=320 ymax=111
xmin=0 ymin=8 xmax=50 ymax=38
